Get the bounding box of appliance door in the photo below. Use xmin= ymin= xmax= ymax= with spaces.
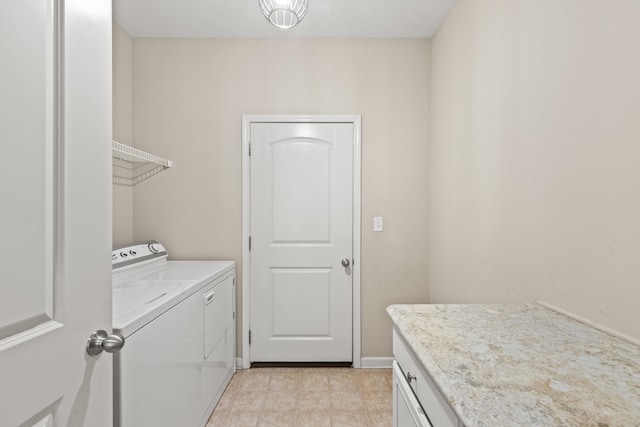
xmin=393 ymin=361 xmax=432 ymax=427
xmin=201 ymin=274 xmax=234 ymax=418
xmin=203 ymin=281 xmax=227 ymax=359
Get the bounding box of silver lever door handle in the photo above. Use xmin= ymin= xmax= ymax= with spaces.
xmin=341 ymin=258 xmax=350 ymax=267
xmin=86 ymin=330 xmax=125 ymax=356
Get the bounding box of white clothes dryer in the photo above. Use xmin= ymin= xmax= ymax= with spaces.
xmin=112 ymin=241 xmax=235 ymax=427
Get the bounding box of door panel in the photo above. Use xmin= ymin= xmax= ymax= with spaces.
xmin=272 ymin=140 xmax=331 ymax=242
xmin=0 ymin=0 xmax=112 ymax=425
xmin=250 ymin=122 xmax=353 ymax=362
xmin=271 ymin=268 xmax=331 ymax=336
xmin=0 ymin=0 xmax=56 ymax=343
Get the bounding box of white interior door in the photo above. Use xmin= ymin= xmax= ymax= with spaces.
xmin=249 ymin=121 xmax=354 ymax=362
xmin=0 ymin=0 xmax=113 ymax=426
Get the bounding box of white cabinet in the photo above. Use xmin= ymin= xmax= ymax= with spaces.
xmin=393 ymin=328 xmax=461 ymax=427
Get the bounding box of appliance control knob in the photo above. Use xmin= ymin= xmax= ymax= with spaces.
xmin=112 ymin=253 xmax=117 ymax=260
xmin=120 ymin=252 xmax=128 ymax=258
xmin=148 ymin=243 xmax=159 ymax=254
xmin=129 ymin=250 xmax=137 ymax=256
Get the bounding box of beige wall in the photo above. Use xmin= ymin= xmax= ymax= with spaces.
xmin=129 ymin=38 xmax=431 ymax=358
xmin=112 ymin=22 xmax=134 ymax=246
xmin=430 ymin=0 xmax=640 ymax=340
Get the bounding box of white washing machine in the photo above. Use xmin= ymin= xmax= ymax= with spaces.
xmin=112 ymin=241 xmax=235 ymax=427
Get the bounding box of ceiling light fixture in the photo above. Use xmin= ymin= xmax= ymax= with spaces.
xmin=259 ymin=0 xmax=309 ymax=29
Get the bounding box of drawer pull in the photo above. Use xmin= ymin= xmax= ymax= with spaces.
xmin=406 ymin=372 xmax=417 ymax=384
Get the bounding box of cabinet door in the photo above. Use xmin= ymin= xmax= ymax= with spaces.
xmin=393 ymin=361 xmax=431 ymax=427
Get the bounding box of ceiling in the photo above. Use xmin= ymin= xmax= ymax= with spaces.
xmin=113 ymin=0 xmax=456 ymax=38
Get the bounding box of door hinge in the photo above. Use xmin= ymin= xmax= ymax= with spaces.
xmin=249 ymin=236 xmax=252 ymax=251
xmin=248 ymin=142 xmax=251 ymax=156
xmin=233 ymin=312 xmax=236 ymax=320
xmin=248 ymin=330 xmax=251 ymax=345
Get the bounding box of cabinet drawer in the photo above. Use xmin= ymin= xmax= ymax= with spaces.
xmin=393 ymin=329 xmax=459 ymax=427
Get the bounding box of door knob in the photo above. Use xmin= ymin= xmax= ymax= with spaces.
xmin=86 ymin=330 xmax=125 ymax=356
xmin=341 ymin=258 xmax=351 ymax=267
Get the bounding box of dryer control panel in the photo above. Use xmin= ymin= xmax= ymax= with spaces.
xmin=112 ymin=240 xmax=167 ymax=268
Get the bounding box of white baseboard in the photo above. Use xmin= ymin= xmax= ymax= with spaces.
xmin=360 ymin=357 xmax=393 ymax=369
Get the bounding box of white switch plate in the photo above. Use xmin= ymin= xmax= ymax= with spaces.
xmin=373 ymin=216 xmax=383 ymax=232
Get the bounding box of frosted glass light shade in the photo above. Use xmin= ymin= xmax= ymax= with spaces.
xmin=259 ymin=0 xmax=309 ymax=29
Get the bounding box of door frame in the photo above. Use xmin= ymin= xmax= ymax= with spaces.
xmin=241 ymin=114 xmax=362 ymax=369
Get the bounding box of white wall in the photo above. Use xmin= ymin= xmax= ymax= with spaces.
xmin=129 ymin=38 xmax=431 ymax=358
xmin=430 ymin=0 xmax=640 ymax=340
xmin=112 ymin=22 xmax=134 ymax=245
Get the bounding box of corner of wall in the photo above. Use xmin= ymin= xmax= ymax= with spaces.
xmin=112 ymin=20 xmax=134 ymax=246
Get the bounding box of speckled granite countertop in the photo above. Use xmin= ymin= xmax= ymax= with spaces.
xmin=387 ymin=303 xmax=640 ymax=427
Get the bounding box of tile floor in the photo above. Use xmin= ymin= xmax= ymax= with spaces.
xmin=206 ymin=367 xmax=393 ymax=427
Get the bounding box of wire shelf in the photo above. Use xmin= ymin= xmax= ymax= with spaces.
xmin=112 ymin=141 xmax=173 ymax=186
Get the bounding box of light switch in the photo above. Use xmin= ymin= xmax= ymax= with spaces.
xmin=373 ymin=216 xmax=384 ymax=232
